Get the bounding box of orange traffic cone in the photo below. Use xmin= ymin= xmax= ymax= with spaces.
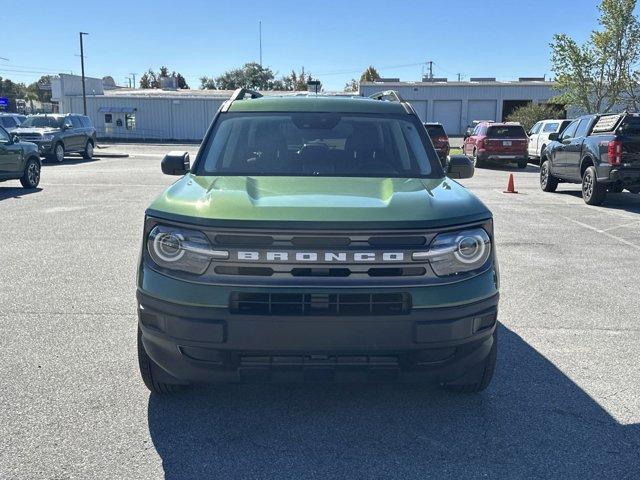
xmin=503 ymin=173 xmax=518 ymax=194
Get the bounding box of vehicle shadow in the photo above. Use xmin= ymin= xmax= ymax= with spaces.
xmin=146 ymin=325 xmax=639 ymax=479
xmin=0 ymin=186 xmax=42 ymax=201
xmin=42 ymin=156 xmax=98 ymax=166
xmin=477 ymin=163 xmax=539 ymax=173
xmin=555 ymin=189 xmax=640 ymax=214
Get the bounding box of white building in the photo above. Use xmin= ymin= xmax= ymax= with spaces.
xmin=53 ymin=74 xmax=559 ymax=140
xmin=361 ymin=79 xmax=558 ymax=135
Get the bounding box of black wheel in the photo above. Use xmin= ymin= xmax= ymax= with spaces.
xmin=608 ymin=183 xmax=624 ymax=193
xmin=540 ymin=160 xmax=558 ymax=192
xmin=137 ymin=327 xmax=184 ymax=394
xmin=582 ymin=166 xmax=607 ymax=205
xmin=472 ymin=149 xmax=484 ymax=168
xmin=19 ymin=158 xmax=41 ymax=188
xmin=82 ymin=140 xmax=94 ymax=160
xmin=444 ymin=330 xmax=497 ymax=393
xmin=49 ymin=142 xmax=64 ymax=163
xmin=517 ymin=159 xmax=528 ymax=169
xmin=627 ymin=187 xmax=640 ymax=194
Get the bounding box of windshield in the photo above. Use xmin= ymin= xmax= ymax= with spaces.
xmin=425 ymin=124 xmax=447 ymax=138
xmin=197 ymin=112 xmax=438 ymax=177
xmin=487 ymin=125 xmax=527 ymax=138
xmin=618 ymin=116 xmax=640 ymax=135
xmin=19 ymin=116 xmax=63 ymax=128
xmin=0 ymin=117 xmax=16 ymax=128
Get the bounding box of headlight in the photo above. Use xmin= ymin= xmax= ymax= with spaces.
xmin=413 ymin=228 xmax=491 ymax=277
xmin=147 ymin=225 xmax=228 ymax=275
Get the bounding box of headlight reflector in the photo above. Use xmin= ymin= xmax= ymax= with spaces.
xmin=413 ymin=228 xmax=491 ymax=277
xmin=147 ymin=225 xmax=227 ymax=275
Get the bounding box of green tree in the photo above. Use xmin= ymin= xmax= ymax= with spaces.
xmin=277 ymin=67 xmax=316 ymax=91
xmin=139 ymin=67 xmax=189 ymax=89
xmin=360 ymin=66 xmax=381 ymax=82
xmin=215 ymin=62 xmax=276 ymax=90
xmin=506 ymin=103 xmax=565 ymax=131
xmin=200 ymin=76 xmax=217 ymax=89
xmin=550 ymin=0 xmax=640 ymax=113
xmin=26 ymin=75 xmax=53 ymax=103
xmin=344 ymin=78 xmax=359 ymax=92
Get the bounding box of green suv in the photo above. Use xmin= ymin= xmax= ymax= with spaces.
xmin=0 ymin=126 xmax=41 ymax=188
xmin=137 ymin=89 xmax=499 ymax=394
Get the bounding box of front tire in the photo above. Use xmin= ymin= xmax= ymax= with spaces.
xmin=517 ymin=159 xmax=528 ymax=169
xmin=472 ymin=149 xmax=484 ymax=168
xmin=444 ymin=330 xmax=497 ymax=393
xmin=582 ymin=166 xmax=607 ymax=205
xmin=20 ymin=158 xmax=41 ymax=188
xmin=540 ymin=160 xmax=558 ymax=192
xmin=82 ymin=140 xmax=94 ymax=160
xmin=137 ymin=327 xmax=184 ymax=394
xmin=49 ymin=142 xmax=64 ymax=163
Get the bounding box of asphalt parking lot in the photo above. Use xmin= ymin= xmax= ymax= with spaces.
xmin=1 ymin=144 xmax=639 ymax=479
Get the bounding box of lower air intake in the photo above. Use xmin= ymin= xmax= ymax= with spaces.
xmin=230 ymin=292 xmax=411 ymax=316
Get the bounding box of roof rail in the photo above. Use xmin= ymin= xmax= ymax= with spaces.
xmin=368 ymin=89 xmax=414 ymax=114
xmin=221 ymin=87 xmax=263 ymax=112
xmin=369 ymin=90 xmax=405 ymax=102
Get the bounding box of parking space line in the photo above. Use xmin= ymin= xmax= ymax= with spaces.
xmin=560 ymin=216 xmax=640 ymax=251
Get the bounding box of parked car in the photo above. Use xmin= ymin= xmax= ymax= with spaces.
xmin=0 ymin=113 xmax=23 ymax=133
xmin=540 ymin=113 xmax=640 ymax=205
xmin=463 ymin=121 xmax=529 ymax=168
xmin=527 ymin=119 xmax=572 ymax=162
xmin=136 ymin=88 xmax=499 ymax=394
xmin=464 ymin=120 xmax=494 ymax=139
xmin=0 ymin=125 xmax=42 ymax=188
xmin=14 ymin=113 xmax=97 ymax=162
xmin=423 ymin=122 xmax=450 ymax=165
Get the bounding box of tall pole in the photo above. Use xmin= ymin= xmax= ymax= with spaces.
xmin=79 ymin=32 xmax=89 ymax=115
xmin=259 ymin=21 xmax=262 ymax=66
xmin=129 ymin=72 xmax=137 ymax=88
xmin=428 ymin=61 xmax=433 ymax=81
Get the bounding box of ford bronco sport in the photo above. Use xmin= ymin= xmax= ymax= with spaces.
xmin=137 ymin=89 xmax=500 ymax=394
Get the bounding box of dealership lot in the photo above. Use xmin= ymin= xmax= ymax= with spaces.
xmin=1 ymin=145 xmax=639 ymax=479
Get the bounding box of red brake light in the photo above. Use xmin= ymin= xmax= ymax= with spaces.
xmin=608 ymin=139 xmax=622 ymax=165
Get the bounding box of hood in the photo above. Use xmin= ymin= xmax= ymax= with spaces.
xmin=147 ymin=175 xmax=491 ymax=228
xmin=16 ymin=127 xmax=60 ymax=135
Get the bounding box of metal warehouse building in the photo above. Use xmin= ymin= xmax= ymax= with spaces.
xmin=361 ymin=80 xmax=557 ymax=135
xmin=53 ymin=74 xmax=557 ymax=140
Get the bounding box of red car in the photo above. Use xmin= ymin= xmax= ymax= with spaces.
xmin=424 ymin=122 xmax=450 ymax=166
xmin=463 ymin=122 xmax=529 ymax=168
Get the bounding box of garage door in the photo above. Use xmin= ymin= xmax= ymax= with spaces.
xmin=432 ymin=101 xmax=462 ymax=135
xmin=467 ymin=100 xmax=497 ymax=125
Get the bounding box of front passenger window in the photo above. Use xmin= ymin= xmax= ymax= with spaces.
xmin=0 ymin=128 xmax=10 ymax=143
xmin=561 ymin=121 xmax=579 ymax=140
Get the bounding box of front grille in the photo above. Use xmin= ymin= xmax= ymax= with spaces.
xmin=17 ymin=134 xmax=42 ymax=142
xmin=230 ymin=292 xmax=411 ymax=316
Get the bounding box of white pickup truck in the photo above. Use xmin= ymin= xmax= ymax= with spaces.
xmin=527 ymin=119 xmax=572 ymax=161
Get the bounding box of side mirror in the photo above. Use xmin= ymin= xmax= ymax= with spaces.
xmin=447 ymin=155 xmax=474 ymax=179
xmin=548 ymin=133 xmax=559 ymax=141
xmin=11 ymin=134 xmax=19 ymax=144
xmin=61 ymin=124 xmax=69 ymax=131
xmin=161 ymin=151 xmax=190 ymax=175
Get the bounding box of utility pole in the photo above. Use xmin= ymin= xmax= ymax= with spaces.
xmin=79 ymin=32 xmax=89 ymax=115
xmin=457 ymin=73 xmax=461 ymax=82
xmin=428 ymin=61 xmax=433 ymax=81
xmin=259 ymin=21 xmax=262 ymax=67
xmin=129 ymin=73 xmax=137 ymax=88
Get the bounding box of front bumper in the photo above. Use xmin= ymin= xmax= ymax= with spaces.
xmin=18 ymin=139 xmax=54 ymax=155
xmin=137 ymin=288 xmax=499 ymax=384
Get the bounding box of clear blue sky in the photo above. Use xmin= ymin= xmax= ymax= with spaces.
xmin=0 ymin=0 xmax=618 ymax=91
